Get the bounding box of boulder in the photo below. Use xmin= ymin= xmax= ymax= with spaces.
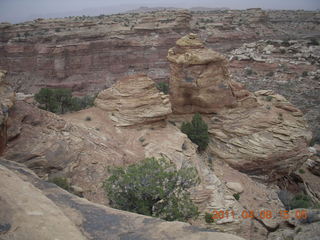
xmin=95 ymin=74 xmax=172 ymax=126
xmin=226 ymin=182 xmax=244 ymax=193
xmin=306 ymin=158 xmax=320 ymax=176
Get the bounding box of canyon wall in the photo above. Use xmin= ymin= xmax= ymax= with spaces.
xmin=0 ymin=9 xmax=319 ymax=95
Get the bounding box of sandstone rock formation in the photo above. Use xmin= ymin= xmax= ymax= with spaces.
xmin=167 ymin=33 xmax=238 ymax=114
xmin=2 ymin=96 xmax=285 ymax=239
xmin=4 ymin=99 xmax=247 ymax=231
xmin=0 ymin=159 xmax=245 ymax=240
xmin=167 ymin=34 xmax=311 ymax=181
xmin=95 ymin=74 xmax=172 ymax=126
xmin=4 ymin=101 xmax=132 ymax=204
xmin=208 ymin=90 xmax=312 ymax=181
xmin=0 ymin=70 xmax=14 ymax=154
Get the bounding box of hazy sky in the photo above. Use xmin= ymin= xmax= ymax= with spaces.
xmin=0 ymin=0 xmax=319 ymax=23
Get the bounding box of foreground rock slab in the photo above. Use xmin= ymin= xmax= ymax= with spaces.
xmin=0 ymin=159 xmax=245 ymax=240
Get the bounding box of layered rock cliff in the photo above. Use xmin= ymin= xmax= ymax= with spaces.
xmin=0 ymin=9 xmax=319 ymax=96
xmin=0 ymin=71 xmax=14 ymax=154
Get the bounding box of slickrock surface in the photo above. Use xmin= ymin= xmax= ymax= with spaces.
xmin=95 ymin=74 xmax=172 ymax=126
xmin=0 ymin=159 xmax=245 ymax=240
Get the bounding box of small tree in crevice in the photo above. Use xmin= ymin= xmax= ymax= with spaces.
xmin=156 ymin=82 xmax=169 ymax=94
xmin=181 ymin=113 xmax=209 ymax=152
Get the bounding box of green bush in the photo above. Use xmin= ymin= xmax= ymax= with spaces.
xmin=266 ymin=96 xmax=273 ymax=102
xmin=35 ymin=88 xmax=72 ymax=114
xmin=309 ymin=38 xmax=319 ymax=46
xmin=35 ymin=88 xmax=95 ymax=114
xmin=266 ymin=71 xmax=274 ymax=77
xmin=289 ymin=194 xmax=313 ymax=209
xmin=50 ymin=177 xmax=70 ymax=191
xmin=233 ymin=193 xmax=240 ymax=201
xmin=156 ymin=82 xmax=169 ymax=94
xmin=205 ymin=212 xmax=215 ymax=223
xmin=104 ymin=157 xmax=199 ymax=222
xmin=245 ymin=68 xmax=254 ymax=76
xmin=181 ymin=113 xmax=209 ymax=152
xmin=310 ymin=128 xmax=320 ymax=146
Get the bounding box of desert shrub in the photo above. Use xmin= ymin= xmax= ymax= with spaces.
xmin=280 ymin=48 xmax=286 ymax=54
xmin=282 ymin=39 xmax=290 ymax=47
xmin=50 ymin=177 xmax=70 ymax=191
xmin=233 ymin=193 xmax=240 ymax=201
xmin=244 ymin=68 xmax=254 ymax=75
xmin=35 ymin=88 xmax=72 ymax=114
xmin=302 ymin=71 xmax=308 ymax=77
xmin=266 ymin=96 xmax=273 ymax=102
xmin=309 ymin=38 xmax=319 ymax=46
xmin=181 ymin=113 xmax=209 ymax=152
xmin=70 ymin=95 xmax=95 ymax=112
xmin=299 ymin=169 xmax=305 ymax=174
xmin=205 ymin=212 xmax=215 ymax=223
xmin=310 ymin=128 xmax=320 ymax=146
xmin=35 ymin=88 xmax=95 ymax=114
xmin=85 ymin=116 xmax=91 ymax=121
xmin=289 ymin=194 xmax=313 ymax=209
xmin=156 ymin=82 xmax=169 ymax=94
xmin=104 ymin=157 xmax=199 ymax=222
xmin=266 ymin=71 xmax=274 ymax=77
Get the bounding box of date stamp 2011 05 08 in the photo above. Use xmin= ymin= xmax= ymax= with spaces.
xmin=211 ymin=209 xmax=308 ymax=220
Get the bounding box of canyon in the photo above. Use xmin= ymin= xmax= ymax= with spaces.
xmin=0 ymin=8 xmax=320 ymax=240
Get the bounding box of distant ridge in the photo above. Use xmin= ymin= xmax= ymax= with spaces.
xmin=125 ymin=6 xmax=229 ymax=14
xmin=189 ymin=6 xmax=229 ymax=11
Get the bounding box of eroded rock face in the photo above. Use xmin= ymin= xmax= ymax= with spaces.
xmin=0 ymin=159 xmax=245 ymax=240
xmin=167 ymin=33 xmax=238 ymax=114
xmin=95 ymin=74 xmax=172 ymax=126
xmin=167 ymin=35 xmax=312 ymax=181
xmin=5 ymin=100 xmax=272 ymax=236
xmin=0 ymin=70 xmax=14 ymax=154
xmin=208 ymin=90 xmax=312 ymax=181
